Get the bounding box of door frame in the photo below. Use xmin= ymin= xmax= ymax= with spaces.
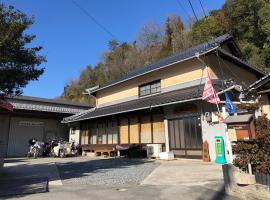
xmin=167 ymin=114 xmax=202 ymax=158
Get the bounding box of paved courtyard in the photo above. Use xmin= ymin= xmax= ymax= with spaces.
xmin=0 ymin=157 xmax=240 ymax=200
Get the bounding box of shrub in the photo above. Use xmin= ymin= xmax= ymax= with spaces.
xmin=233 ymin=114 xmax=270 ymax=174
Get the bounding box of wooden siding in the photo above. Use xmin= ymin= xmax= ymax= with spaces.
xmin=119 ymin=118 xmax=129 ymax=144
xmin=152 ymin=114 xmax=165 ymax=143
xmin=140 ymin=116 xmax=152 ymax=143
xmin=129 ymin=117 xmax=139 ymax=143
xmin=80 ymin=110 xmax=165 ymax=146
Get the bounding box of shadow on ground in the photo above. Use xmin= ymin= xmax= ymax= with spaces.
xmin=0 ymin=177 xmax=48 ymax=198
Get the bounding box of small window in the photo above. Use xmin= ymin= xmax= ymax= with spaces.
xmin=71 ymin=127 xmax=76 ymax=135
xmin=139 ymin=80 xmax=161 ymax=97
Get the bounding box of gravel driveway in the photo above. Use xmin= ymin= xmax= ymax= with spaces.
xmin=56 ymin=158 xmax=159 ymax=185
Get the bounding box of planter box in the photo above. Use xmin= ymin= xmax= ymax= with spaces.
xmin=255 ymin=172 xmax=270 ymax=186
xmin=235 ymin=172 xmax=255 ymax=185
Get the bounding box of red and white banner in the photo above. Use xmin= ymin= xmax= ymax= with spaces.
xmin=202 ymin=68 xmax=220 ymax=104
xmin=0 ymin=100 xmax=14 ymax=111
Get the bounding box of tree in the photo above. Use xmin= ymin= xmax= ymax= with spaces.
xmin=0 ymin=4 xmax=45 ymax=96
xmin=64 ymin=1 xmax=270 ymax=103
xmin=224 ymin=0 xmax=270 ymax=70
xmin=189 ymin=9 xmax=229 ymax=45
xmin=164 ymin=15 xmax=189 ymax=53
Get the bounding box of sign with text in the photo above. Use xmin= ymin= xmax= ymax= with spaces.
xmin=18 ymin=121 xmax=44 ymax=127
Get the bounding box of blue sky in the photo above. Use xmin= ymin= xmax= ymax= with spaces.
xmin=2 ymin=0 xmax=225 ymax=98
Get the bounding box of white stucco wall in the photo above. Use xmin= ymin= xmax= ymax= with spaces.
xmin=69 ymin=122 xmax=80 ymax=144
xmin=201 ymin=120 xmax=230 ymax=163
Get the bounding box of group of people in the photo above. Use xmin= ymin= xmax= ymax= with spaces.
xmin=27 ymin=138 xmax=80 ymax=158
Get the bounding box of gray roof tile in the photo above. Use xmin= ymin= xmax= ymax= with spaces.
xmin=88 ymin=34 xmax=233 ymax=94
xmin=63 ymin=86 xmax=204 ymax=122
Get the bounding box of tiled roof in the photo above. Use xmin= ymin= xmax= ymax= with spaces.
xmin=10 ymin=96 xmax=91 ymax=107
xmin=224 ymin=114 xmax=253 ymax=124
xmin=87 ymin=34 xmax=234 ymax=94
xmin=6 ymin=96 xmax=91 ymax=114
xmin=63 ymin=86 xmax=204 ymax=122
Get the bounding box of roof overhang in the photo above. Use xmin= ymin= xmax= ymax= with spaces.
xmin=63 ymin=85 xmax=236 ymax=123
xmin=217 ymin=48 xmax=266 ymax=77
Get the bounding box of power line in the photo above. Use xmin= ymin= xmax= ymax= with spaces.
xmin=188 ymin=0 xmax=199 ymax=22
xmin=71 ymin=0 xmax=117 ymax=40
xmin=176 ymin=0 xmax=191 ymax=18
xmin=199 ymin=0 xmax=207 ymax=18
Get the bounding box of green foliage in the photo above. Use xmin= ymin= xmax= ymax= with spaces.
xmin=224 ymin=0 xmax=270 ymax=71
xmin=0 ymin=3 xmax=45 ymax=96
xmin=233 ymin=115 xmax=270 ymax=174
xmin=190 ymin=10 xmax=229 ymax=45
xmin=63 ymin=0 xmax=270 ymax=103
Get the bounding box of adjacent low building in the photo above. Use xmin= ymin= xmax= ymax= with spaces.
xmin=0 ymin=96 xmax=90 ymax=162
xmin=63 ymin=34 xmax=269 ymax=162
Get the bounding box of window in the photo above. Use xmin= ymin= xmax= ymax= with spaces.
xmin=70 ymin=127 xmax=76 ymax=135
xmin=81 ymin=130 xmax=89 ymax=145
xmin=139 ymin=80 xmax=161 ymax=97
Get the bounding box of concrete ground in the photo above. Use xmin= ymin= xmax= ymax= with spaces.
xmin=0 ymin=157 xmax=240 ymax=200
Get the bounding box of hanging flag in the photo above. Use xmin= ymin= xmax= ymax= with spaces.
xmin=0 ymin=100 xmax=13 ymax=111
xmin=225 ymin=93 xmax=235 ymax=114
xmin=202 ymin=68 xmax=220 ymax=104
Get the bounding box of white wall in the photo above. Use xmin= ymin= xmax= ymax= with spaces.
xmin=201 ymin=120 xmax=230 ymax=162
xmin=69 ymin=122 xmax=80 ymax=144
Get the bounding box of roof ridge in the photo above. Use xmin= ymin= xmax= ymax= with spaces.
xmin=86 ymin=34 xmax=233 ymax=94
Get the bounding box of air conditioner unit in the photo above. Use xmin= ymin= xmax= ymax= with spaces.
xmin=146 ymin=144 xmax=163 ymax=158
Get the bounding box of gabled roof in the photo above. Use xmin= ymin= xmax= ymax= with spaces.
xmin=217 ymin=48 xmax=266 ymax=77
xmin=86 ymin=34 xmax=234 ymax=94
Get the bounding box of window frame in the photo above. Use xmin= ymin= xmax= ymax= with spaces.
xmin=139 ymin=80 xmax=161 ymax=97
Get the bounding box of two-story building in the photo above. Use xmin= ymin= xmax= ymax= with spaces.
xmin=63 ymin=34 xmax=268 ymax=162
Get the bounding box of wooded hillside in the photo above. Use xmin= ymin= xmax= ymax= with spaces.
xmin=62 ymin=0 xmax=270 ymax=104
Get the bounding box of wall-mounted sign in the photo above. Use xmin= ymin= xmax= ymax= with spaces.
xmin=228 ymin=129 xmax=237 ymax=141
xmin=18 ymin=121 xmax=44 ymax=127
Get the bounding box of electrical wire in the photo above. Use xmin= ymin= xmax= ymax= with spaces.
xmin=176 ymin=0 xmax=191 ymax=18
xmin=199 ymin=0 xmax=207 ymax=18
xmin=188 ymin=0 xmax=199 ymax=22
xmin=71 ymin=0 xmax=117 ymax=40
xmin=217 ymin=52 xmax=244 ymax=86
xmin=215 ymin=50 xmax=226 ymax=89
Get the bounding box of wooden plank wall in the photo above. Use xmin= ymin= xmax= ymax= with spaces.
xmin=80 ymin=111 xmax=165 ymax=145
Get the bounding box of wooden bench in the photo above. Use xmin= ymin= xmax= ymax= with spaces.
xmin=81 ymin=145 xmax=116 ymax=157
xmin=94 ymin=148 xmax=116 ymax=157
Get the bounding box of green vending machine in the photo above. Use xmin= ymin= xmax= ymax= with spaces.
xmin=215 ymin=136 xmax=227 ymax=164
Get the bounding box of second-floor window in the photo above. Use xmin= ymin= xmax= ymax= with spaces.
xmin=139 ymin=80 xmax=161 ymax=97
